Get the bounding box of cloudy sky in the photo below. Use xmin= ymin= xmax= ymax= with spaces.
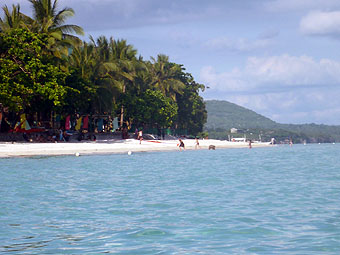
xmin=6 ymin=0 xmax=340 ymax=124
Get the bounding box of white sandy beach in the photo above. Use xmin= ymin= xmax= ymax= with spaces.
xmin=0 ymin=139 xmax=272 ymax=158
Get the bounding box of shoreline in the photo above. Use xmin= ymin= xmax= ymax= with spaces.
xmin=0 ymin=139 xmax=273 ymax=158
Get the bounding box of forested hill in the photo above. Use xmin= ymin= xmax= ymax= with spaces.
xmin=204 ymin=100 xmax=278 ymax=130
xmin=204 ymin=100 xmax=340 ymax=143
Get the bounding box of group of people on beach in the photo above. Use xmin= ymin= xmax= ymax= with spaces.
xmin=20 ymin=128 xmax=97 ymax=143
xmin=177 ymin=138 xmax=200 ymax=151
xmin=134 ymin=127 xmax=202 ymax=151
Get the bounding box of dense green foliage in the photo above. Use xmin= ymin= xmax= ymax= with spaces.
xmin=176 ymin=74 xmax=207 ymax=135
xmin=0 ymin=28 xmax=66 ymax=111
xmin=124 ymin=89 xmax=178 ymax=127
xmin=205 ymin=100 xmax=340 ymax=143
xmin=0 ymin=1 xmax=206 ymax=135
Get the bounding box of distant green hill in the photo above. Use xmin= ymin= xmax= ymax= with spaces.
xmin=204 ymin=100 xmax=340 ymax=143
xmin=205 ymin=100 xmax=278 ymax=130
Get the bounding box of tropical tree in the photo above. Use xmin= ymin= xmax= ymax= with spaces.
xmin=106 ymin=38 xmax=139 ymax=127
xmin=86 ymin=36 xmax=121 ymax=115
xmin=176 ymin=73 xmax=207 ymax=135
xmin=67 ymin=38 xmax=117 ymax=115
xmin=124 ymin=89 xmax=178 ymax=128
xmin=63 ymin=42 xmax=98 ymax=114
xmin=69 ymin=41 xmax=95 ymax=80
xmin=0 ymin=28 xmax=66 ymax=112
xmin=27 ymin=0 xmax=84 ymax=60
xmin=149 ymin=54 xmax=185 ymax=101
xmin=0 ymin=4 xmax=30 ymax=32
xmin=28 ymin=0 xmax=83 ymax=37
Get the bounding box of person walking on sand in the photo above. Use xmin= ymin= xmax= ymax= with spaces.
xmin=195 ymin=138 xmax=200 ymax=149
xmin=138 ymin=129 xmax=143 ymax=144
xmin=178 ymin=138 xmax=185 ymax=151
xmin=249 ymin=139 xmax=252 ymax=149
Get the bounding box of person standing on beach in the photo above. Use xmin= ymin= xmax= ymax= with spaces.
xmin=249 ymin=140 xmax=252 ymax=149
xmin=271 ymin=137 xmax=275 ymax=145
xmin=195 ymin=138 xmax=200 ymax=149
xmin=138 ymin=129 xmax=143 ymax=144
xmin=178 ymin=138 xmax=185 ymax=151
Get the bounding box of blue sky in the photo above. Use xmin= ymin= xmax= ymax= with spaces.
xmin=6 ymin=0 xmax=340 ymax=125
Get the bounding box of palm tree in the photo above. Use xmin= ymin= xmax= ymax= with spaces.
xmin=106 ymin=38 xmax=138 ymax=128
xmin=27 ymin=0 xmax=84 ymax=59
xmin=68 ymin=39 xmax=112 ymax=114
xmin=87 ymin=36 xmax=119 ymax=114
xmin=71 ymin=36 xmax=140 ymax=122
xmin=91 ymin=36 xmax=110 ymax=63
xmin=149 ymin=54 xmax=185 ymax=101
xmin=69 ymin=42 xmax=95 ymax=79
xmin=28 ymin=0 xmax=83 ymax=37
xmin=0 ymin=4 xmax=30 ymax=32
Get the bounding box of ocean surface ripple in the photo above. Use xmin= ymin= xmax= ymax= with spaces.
xmin=1 ymin=144 xmax=340 ymax=254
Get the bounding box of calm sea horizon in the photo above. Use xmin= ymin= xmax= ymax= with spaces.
xmin=1 ymin=144 xmax=340 ymax=254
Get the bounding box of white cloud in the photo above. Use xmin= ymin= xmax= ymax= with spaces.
xmin=209 ymin=91 xmax=340 ymax=124
xmin=200 ymin=66 xmax=248 ymax=91
xmin=200 ymin=55 xmax=340 ymax=124
xmin=300 ymin=11 xmax=340 ymax=37
xmin=244 ymin=55 xmax=340 ymax=85
xmin=200 ymin=54 xmax=340 ymax=92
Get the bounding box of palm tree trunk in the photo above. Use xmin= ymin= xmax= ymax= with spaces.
xmin=120 ymin=105 xmax=124 ymax=128
xmin=120 ymin=84 xmax=126 ymax=128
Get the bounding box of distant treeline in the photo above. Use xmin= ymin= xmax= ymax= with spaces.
xmin=0 ymin=1 xmax=206 ymax=135
xmin=205 ymin=100 xmax=340 ymax=143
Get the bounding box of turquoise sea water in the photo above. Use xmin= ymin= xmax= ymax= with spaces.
xmin=1 ymin=144 xmax=340 ymax=254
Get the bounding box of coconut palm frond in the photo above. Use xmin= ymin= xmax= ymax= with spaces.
xmin=103 ymin=62 xmax=119 ymax=72
xmin=58 ymin=24 xmax=84 ymax=35
xmin=53 ymin=7 xmax=74 ymax=26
